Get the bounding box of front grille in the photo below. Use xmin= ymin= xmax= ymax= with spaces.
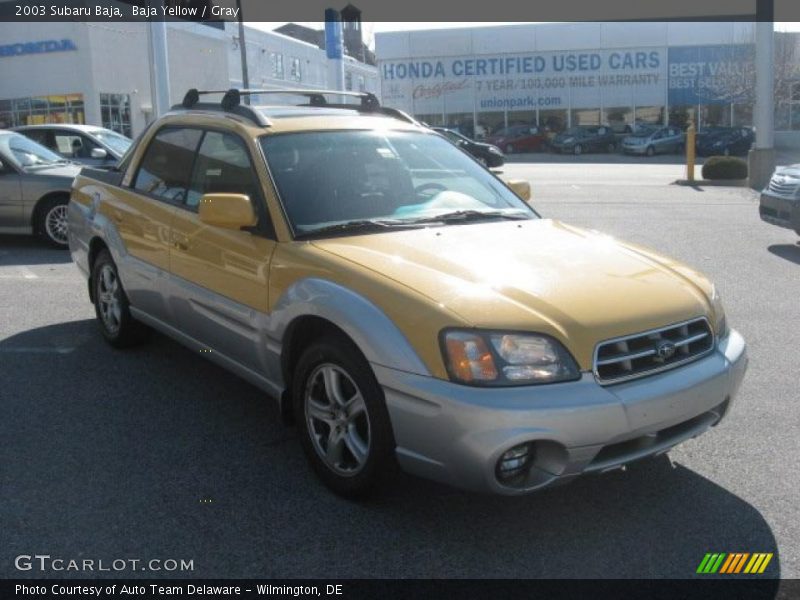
xmin=594 ymin=317 xmax=714 ymax=384
xmin=768 ymin=177 xmax=800 ymax=198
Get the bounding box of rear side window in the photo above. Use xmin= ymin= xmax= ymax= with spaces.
xmin=133 ymin=127 xmax=202 ymax=202
xmin=185 ymin=131 xmax=260 ymax=209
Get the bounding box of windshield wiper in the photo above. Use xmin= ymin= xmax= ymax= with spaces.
xmin=405 ymin=210 xmax=531 ymax=224
xmin=295 ymin=218 xmax=425 ymax=239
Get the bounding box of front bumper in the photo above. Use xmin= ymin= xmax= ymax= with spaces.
xmin=375 ymin=329 xmax=747 ymax=495
xmin=760 ymin=192 xmax=800 ymax=234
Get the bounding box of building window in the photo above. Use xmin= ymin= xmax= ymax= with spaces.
xmin=270 ymin=52 xmax=284 ymax=79
xmin=357 ymin=75 xmax=365 ymax=92
xmin=99 ymin=93 xmax=132 ymax=138
xmin=791 ymin=82 xmax=800 ymax=131
xmin=345 ymin=71 xmax=353 ymax=91
xmin=0 ymin=94 xmax=84 ymax=129
xmin=289 ymin=57 xmax=301 ymax=82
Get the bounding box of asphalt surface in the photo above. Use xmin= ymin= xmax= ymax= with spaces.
xmin=1 ymin=160 xmax=799 ymax=580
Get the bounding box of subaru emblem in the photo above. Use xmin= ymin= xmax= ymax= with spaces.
xmin=654 ymin=340 xmax=677 ymax=361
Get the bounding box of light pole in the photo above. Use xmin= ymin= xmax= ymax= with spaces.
xmin=146 ymin=0 xmax=171 ymax=119
xmin=236 ymin=0 xmax=250 ymax=103
xmin=748 ymin=0 xmax=775 ymax=189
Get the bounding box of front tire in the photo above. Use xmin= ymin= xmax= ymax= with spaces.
xmin=36 ymin=196 xmax=69 ymax=248
xmin=92 ymin=250 xmax=148 ymax=348
xmin=293 ymin=335 xmax=395 ymax=498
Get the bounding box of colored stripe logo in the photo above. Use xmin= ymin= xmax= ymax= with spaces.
xmin=697 ymin=552 xmax=773 ymax=574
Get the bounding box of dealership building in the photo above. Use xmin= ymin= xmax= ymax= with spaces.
xmin=376 ymin=22 xmax=800 ymax=147
xmin=0 ymin=9 xmax=379 ymax=137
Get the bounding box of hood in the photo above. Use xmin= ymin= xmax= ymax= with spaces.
xmin=311 ymin=219 xmax=713 ymax=369
xmin=775 ymin=165 xmax=800 ymax=178
xmin=24 ymin=163 xmax=82 ymax=179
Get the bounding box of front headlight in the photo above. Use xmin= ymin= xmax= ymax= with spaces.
xmin=710 ymin=285 xmax=729 ymax=338
xmin=441 ymin=329 xmax=581 ymax=386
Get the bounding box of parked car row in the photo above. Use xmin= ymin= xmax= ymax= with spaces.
xmin=432 ymin=127 xmax=505 ymax=168
xmin=0 ymin=125 xmax=132 ymax=246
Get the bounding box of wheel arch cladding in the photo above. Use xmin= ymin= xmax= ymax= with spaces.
xmin=273 ymin=278 xmax=431 ymax=384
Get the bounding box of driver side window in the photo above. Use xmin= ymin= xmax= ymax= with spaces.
xmin=185 ymin=131 xmax=260 ymax=210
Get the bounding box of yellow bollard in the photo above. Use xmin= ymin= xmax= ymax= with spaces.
xmin=686 ymin=120 xmax=696 ymax=182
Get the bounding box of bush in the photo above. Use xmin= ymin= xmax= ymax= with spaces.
xmin=702 ymin=156 xmax=748 ymax=180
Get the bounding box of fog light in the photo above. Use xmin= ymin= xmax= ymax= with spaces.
xmin=496 ymin=443 xmax=534 ymax=482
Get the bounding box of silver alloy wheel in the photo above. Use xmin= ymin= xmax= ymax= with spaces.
xmin=97 ymin=264 xmax=122 ymax=334
xmin=305 ymin=363 xmax=371 ymax=476
xmin=44 ymin=204 xmax=69 ymax=245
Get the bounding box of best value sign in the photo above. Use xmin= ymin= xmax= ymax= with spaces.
xmin=667 ymin=45 xmax=755 ymax=105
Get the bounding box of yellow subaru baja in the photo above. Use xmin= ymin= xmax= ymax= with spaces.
xmin=68 ymin=89 xmax=747 ymax=497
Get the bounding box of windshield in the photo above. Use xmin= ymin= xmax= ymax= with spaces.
xmin=260 ymin=130 xmax=535 ymax=237
xmin=90 ymin=129 xmax=132 ymax=155
xmin=0 ymin=133 xmax=66 ymax=168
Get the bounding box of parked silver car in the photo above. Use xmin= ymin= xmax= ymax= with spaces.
xmin=622 ymin=126 xmax=685 ymax=156
xmin=759 ymin=164 xmax=800 ymax=235
xmin=13 ymin=124 xmax=132 ymax=167
xmin=0 ymin=130 xmax=81 ymax=246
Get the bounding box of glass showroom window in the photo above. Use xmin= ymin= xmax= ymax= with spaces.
xmin=791 ymin=82 xmax=800 ymax=130
xmin=570 ymin=108 xmax=600 ymax=126
xmin=732 ymin=103 xmax=754 ymax=127
xmin=700 ymin=104 xmax=731 ymax=129
xmin=668 ymin=105 xmax=696 ymax=129
xmin=635 ymin=106 xmax=664 ymax=127
xmin=477 ymin=111 xmax=505 ymax=139
xmin=508 ymin=110 xmax=537 ymax=130
xmin=99 ymin=94 xmax=132 ymax=138
xmin=358 ymin=75 xmax=365 ymax=92
xmin=539 ymin=109 xmax=567 ymax=133
xmin=0 ymin=94 xmax=84 ymax=127
xmin=604 ymin=106 xmax=633 ymax=134
xmin=445 ymin=113 xmax=474 ymax=138
xmin=270 ymin=52 xmax=284 ymax=79
xmin=289 ymin=57 xmax=302 ymax=82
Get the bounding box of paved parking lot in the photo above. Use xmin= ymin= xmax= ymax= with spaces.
xmin=2 ymin=161 xmax=799 ymax=579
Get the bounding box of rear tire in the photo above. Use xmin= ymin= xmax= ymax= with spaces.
xmin=35 ymin=196 xmax=70 ymax=248
xmin=92 ymin=249 xmax=149 ymax=348
xmin=293 ymin=335 xmax=396 ymax=498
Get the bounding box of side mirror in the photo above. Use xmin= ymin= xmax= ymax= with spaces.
xmin=505 ymin=179 xmax=532 ymax=202
xmin=90 ymin=147 xmax=108 ymax=159
xmin=198 ymin=193 xmax=257 ymax=230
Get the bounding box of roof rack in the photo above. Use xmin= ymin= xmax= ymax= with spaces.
xmin=173 ymin=88 xmax=419 ymax=127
